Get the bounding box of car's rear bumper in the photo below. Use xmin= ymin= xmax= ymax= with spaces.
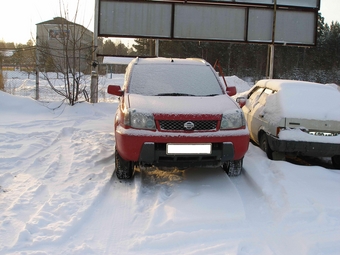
xmin=115 ymin=126 xmax=249 ymax=166
xmin=267 ymin=135 xmax=340 ymax=157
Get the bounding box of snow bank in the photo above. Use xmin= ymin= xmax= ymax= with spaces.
xmin=225 ymin=75 xmax=252 ymax=93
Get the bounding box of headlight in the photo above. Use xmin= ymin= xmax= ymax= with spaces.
xmin=220 ymin=110 xmax=245 ymax=130
xmin=124 ymin=109 xmax=156 ymax=130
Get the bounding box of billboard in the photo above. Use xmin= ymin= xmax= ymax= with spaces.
xmin=193 ymin=0 xmax=319 ymax=8
xmin=248 ymin=9 xmax=316 ymax=44
xmin=98 ymin=0 xmax=319 ymax=46
xmin=99 ymin=2 xmax=172 ymax=38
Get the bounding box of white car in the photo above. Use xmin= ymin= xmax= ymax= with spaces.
xmin=241 ymin=79 xmax=340 ymax=168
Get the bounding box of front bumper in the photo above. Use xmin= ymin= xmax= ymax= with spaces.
xmin=115 ymin=126 xmax=249 ymax=166
xmin=267 ymin=135 xmax=340 ymax=157
xmin=139 ymin=142 xmax=234 ymax=167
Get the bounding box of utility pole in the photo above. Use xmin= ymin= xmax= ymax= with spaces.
xmin=90 ymin=0 xmax=99 ymax=103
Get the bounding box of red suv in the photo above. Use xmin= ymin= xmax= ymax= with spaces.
xmin=107 ymin=58 xmax=249 ymax=179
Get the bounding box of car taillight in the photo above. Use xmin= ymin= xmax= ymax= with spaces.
xmin=276 ymin=127 xmax=284 ymax=136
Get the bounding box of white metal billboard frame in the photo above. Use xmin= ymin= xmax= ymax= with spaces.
xmin=97 ymin=0 xmax=320 ymax=46
xmin=90 ymin=0 xmax=321 ymax=102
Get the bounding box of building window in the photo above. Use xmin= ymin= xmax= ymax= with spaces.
xmin=48 ymin=29 xmax=70 ymax=40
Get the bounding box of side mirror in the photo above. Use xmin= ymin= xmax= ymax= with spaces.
xmin=226 ymin=86 xmax=237 ymax=96
xmin=107 ymin=85 xmax=124 ymax=96
xmin=236 ymin=97 xmax=246 ymax=108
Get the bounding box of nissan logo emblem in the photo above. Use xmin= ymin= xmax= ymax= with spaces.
xmin=184 ymin=121 xmax=195 ymax=130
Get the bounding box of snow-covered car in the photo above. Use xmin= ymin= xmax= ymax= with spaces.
xmin=107 ymin=57 xmax=249 ymax=179
xmin=241 ymin=79 xmax=340 ymax=168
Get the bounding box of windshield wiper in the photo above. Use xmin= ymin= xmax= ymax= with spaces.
xmin=155 ymin=93 xmax=196 ymax=96
xmin=154 ymin=93 xmax=220 ymax=97
xmin=203 ymin=94 xmax=219 ymax=97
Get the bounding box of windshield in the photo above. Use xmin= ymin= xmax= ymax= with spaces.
xmin=127 ymin=64 xmax=224 ymax=96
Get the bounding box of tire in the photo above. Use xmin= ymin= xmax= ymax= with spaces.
xmin=115 ymin=149 xmax=134 ymax=179
xmin=259 ymin=133 xmax=273 ymax=160
xmin=223 ymin=158 xmax=243 ymax=177
xmin=332 ymin=155 xmax=340 ymax=169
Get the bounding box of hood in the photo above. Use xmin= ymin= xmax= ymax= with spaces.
xmin=127 ymin=94 xmax=239 ymax=115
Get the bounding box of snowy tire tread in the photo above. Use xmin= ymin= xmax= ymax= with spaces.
xmin=223 ymin=158 xmax=243 ymax=177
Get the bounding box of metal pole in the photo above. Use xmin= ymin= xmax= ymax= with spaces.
xmin=266 ymin=45 xmax=270 ymax=78
xmin=155 ymin=39 xmax=159 ymax=57
xmin=35 ymin=34 xmax=40 ymax=100
xmin=269 ymin=0 xmax=277 ymax=79
xmin=269 ymin=45 xmax=274 ymax=79
xmin=90 ymin=0 xmax=99 ymax=103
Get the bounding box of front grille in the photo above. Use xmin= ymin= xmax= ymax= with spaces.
xmin=158 ymin=120 xmax=218 ymax=131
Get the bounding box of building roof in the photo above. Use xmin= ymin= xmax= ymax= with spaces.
xmin=36 ymin=17 xmax=93 ymax=34
xmin=37 ymin=17 xmax=73 ymax=25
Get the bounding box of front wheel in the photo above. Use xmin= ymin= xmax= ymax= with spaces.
xmin=223 ymin=158 xmax=243 ymax=177
xmin=332 ymin=155 xmax=340 ymax=169
xmin=115 ymin=149 xmax=134 ymax=179
xmin=259 ymin=133 xmax=273 ymax=160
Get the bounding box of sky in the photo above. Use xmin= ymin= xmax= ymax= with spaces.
xmin=0 ymin=0 xmax=339 ymax=45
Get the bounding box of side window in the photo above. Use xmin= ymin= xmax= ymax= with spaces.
xmin=247 ymin=86 xmax=262 ymax=99
xmin=258 ymin=88 xmax=274 ymax=105
xmin=247 ymin=87 xmax=265 ymax=107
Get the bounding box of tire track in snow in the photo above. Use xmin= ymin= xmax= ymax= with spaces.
xmin=232 ymin=144 xmax=340 ymax=254
xmin=50 ymin=168 xmax=144 ymax=255
xmin=43 ymin=166 xmax=256 ymax=255
xmin=230 ymin=147 xmax=308 ymax=254
xmin=239 ymin=145 xmax=290 ymax=216
xmin=0 ymin=175 xmax=49 ymax=251
xmin=1 ymin=125 xmax=77 ymax=251
xmin=130 ymin=167 xmax=282 ymax=255
xmin=2 ymin=122 xmax=115 ymax=253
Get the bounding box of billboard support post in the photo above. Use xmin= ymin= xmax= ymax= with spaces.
xmin=155 ymin=39 xmax=159 ymax=57
xmin=269 ymin=45 xmax=275 ymax=79
xmin=268 ymin=0 xmax=277 ymax=79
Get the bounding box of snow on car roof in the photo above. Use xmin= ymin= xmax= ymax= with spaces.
xmin=256 ymin=79 xmax=335 ymax=91
xmin=257 ymin=79 xmax=340 ymax=121
xmin=130 ymin=57 xmax=209 ymax=66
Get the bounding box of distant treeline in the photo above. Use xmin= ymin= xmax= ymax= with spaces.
xmin=132 ymin=14 xmax=340 ymax=84
xmin=1 ymin=13 xmax=339 ymax=84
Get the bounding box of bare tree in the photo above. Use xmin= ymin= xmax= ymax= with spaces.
xmin=0 ymin=70 xmax=4 ymax=91
xmin=36 ymin=0 xmax=93 ymax=105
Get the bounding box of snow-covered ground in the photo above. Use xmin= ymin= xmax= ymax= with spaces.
xmin=1 ymin=72 xmax=340 ymax=255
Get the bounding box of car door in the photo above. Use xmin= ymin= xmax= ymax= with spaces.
xmin=245 ymin=88 xmax=274 ymax=143
xmin=243 ymin=87 xmax=265 ymax=141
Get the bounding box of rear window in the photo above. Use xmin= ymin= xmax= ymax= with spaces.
xmin=127 ymin=64 xmax=224 ymax=96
